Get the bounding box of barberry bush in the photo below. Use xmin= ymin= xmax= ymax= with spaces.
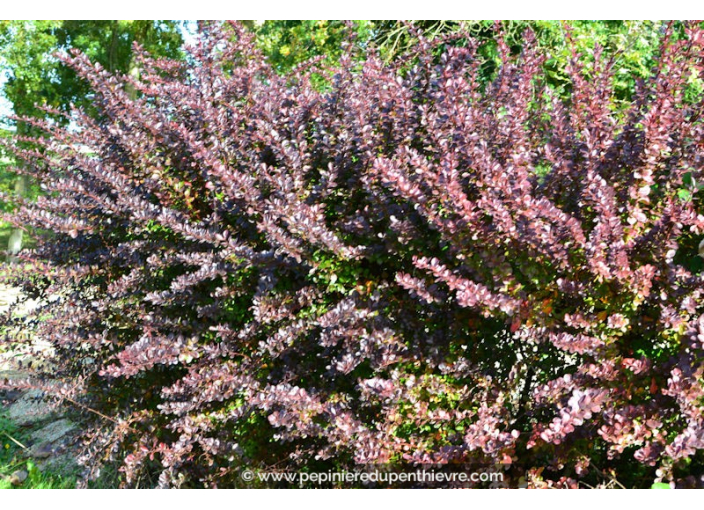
xmin=2 ymin=21 xmax=704 ymax=488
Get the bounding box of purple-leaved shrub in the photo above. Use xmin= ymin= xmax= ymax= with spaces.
xmin=2 ymin=21 xmax=704 ymax=488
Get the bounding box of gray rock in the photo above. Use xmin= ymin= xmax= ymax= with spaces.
xmin=6 ymin=389 xmax=53 ymax=426
xmin=30 ymin=418 xmax=76 ymax=444
xmin=36 ymin=452 xmax=80 ymax=477
xmin=0 ymin=369 xmax=29 ymax=380
xmin=29 ymin=442 xmax=54 ymax=459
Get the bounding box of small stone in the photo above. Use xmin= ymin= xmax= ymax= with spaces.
xmin=9 ymin=469 xmax=28 ymax=486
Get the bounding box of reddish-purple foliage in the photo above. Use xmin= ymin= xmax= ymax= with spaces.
xmin=2 ymin=22 xmax=704 ymax=488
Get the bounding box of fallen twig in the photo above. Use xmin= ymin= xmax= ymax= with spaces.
xmin=1 ymin=430 xmax=27 ymax=449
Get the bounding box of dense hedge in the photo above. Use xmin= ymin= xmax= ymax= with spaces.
xmin=2 ymin=22 xmax=704 ymax=488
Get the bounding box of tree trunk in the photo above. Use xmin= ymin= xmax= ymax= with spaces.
xmin=125 ymin=59 xmax=140 ymax=101
xmin=7 ymin=172 xmax=26 ymax=262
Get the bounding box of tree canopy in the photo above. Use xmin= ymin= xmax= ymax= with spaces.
xmin=0 ymin=20 xmax=184 ymax=122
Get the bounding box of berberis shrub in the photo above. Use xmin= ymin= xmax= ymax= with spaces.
xmin=2 ymin=21 xmax=704 ymax=488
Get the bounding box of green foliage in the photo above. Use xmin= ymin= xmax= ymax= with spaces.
xmin=247 ymin=21 xmax=374 ymax=73
xmin=0 ymin=20 xmax=184 ymax=121
xmin=372 ymin=21 xmax=665 ymax=103
xmin=651 ymin=482 xmax=672 ymax=489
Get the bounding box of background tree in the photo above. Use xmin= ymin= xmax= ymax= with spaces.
xmin=0 ymin=20 xmax=184 ymax=257
xmin=245 ymin=20 xmax=666 ymax=104
xmin=244 ymin=20 xmax=374 ymax=73
xmin=371 ymin=21 xmax=666 ymax=100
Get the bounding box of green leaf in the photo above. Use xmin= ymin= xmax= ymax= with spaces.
xmin=651 ymin=482 xmax=671 ymax=489
xmin=677 ymin=189 xmax=692 ymax=202
xmin=683 ymin=172 xmax=693 ymax=187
